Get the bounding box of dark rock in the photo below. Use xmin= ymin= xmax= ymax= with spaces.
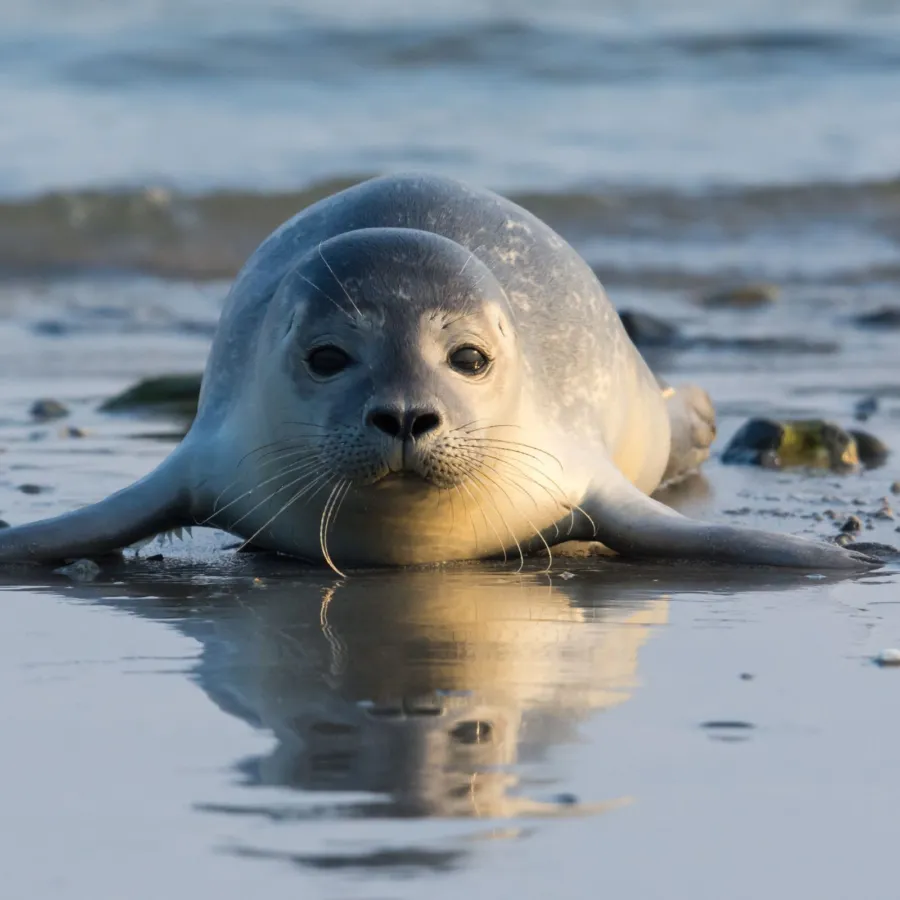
xmin=848 ymin=429 xmax=889 ymax=468
xmin=32 ymin=320 xmax=69 ymax=336
xmin=30 ymin=399 xmax=69 ymax=421
xmin=100 ymin=374 xmax=203 ymax=418
xmin=892 ymin=481 xmax=900 ymax=495
xmin=17 ymin=483 xmax=49 ymax=495
xmin=722 ymin=418 xmax=858 ymax=471
xmin=853 ymin=306 xmax=900 ymax=329
xmin=850 ymin=541 xmax=899 ymax=557
xmin=619 ymin=310 xmax=682 ymax=348
xmin=854 ymin=396 xmax=878 ymax=422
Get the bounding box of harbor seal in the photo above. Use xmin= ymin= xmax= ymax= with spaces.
xmin=0 ymin=174 xmax=880 ymax=571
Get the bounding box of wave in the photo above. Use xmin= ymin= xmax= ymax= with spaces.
xmin=1 ymin=174 xmax=898 ymax=281
xmin=53 ymin=20 xmax=900 ymax=87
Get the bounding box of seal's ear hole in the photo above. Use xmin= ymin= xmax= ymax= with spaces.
xmin=308 ymin=345 xmax=352 ymax=377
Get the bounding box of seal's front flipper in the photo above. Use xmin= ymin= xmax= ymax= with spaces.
xmin=0 ymin=456 xmax=191 ymax=565
xmin=582 ymin=463 xmax=882 ymax=570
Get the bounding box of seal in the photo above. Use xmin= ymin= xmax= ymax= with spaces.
xmin=0 ymin=174 xmax=880 ymax=571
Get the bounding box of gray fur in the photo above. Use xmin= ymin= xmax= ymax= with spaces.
xmin=0 ymin=174 xmax=882 ymax=570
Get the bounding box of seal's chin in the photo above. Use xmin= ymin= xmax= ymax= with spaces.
xmin=375 ymin=469 xmax=436 ymax=488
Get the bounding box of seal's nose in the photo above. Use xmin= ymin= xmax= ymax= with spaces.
xmin=366 ymin=406 xmax=442 ymax=440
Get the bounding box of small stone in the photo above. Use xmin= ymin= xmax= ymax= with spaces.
xmin=854 ymin=396 xmax=879 ymax=422
xmin=840 ymin=515 xmax=862 ymax=535
xmin=875 ymin=498 xmax=894 ymax=520
xmin=699 ymin=283 xmax=779 ymax=309
xmin=853 ymin=307 xmax=900 ymax=329
xmin=834 ymin=533 xmax=855 ymax=547
xmin=59 ymin=426 xmax=87 ymax=438
xmin=17 ymin=484 xmax=48 ymax=495
xmin=146 ymin=553 xmax=164 ymax=562
xmin=30 ymin=399 xmax=69 ymax=421
xmin=739 ymin=673 xmax=755 ymax=681
xmin=891 ymin=481 xmax=900 ymax=495
xmin=874 ymin=649 xmax=900 ymax=667
xmin=53 ymin=559 xmax=101 ymax=582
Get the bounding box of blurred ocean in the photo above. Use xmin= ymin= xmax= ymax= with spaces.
xmin=1 ymin=0 xmax=899 ymax=283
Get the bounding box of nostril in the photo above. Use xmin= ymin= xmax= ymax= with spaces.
xmin=409 ymin=411 xmax=441 ymax=438
xmin=368 ymin=410 xmax=402 ymax=437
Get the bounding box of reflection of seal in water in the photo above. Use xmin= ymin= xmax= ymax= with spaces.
xmin=41 ymin=565 xmax=667 ymax=821
xmin=0 ymin=174 xmax=879 ymax=570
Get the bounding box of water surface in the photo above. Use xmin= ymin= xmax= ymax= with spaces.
xmin=1 ymin=1 xmax=900 ymax=897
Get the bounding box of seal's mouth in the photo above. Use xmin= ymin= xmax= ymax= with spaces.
xmin=379 ymin=470 xmax=431 ymax=484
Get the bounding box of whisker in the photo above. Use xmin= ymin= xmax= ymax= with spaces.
xmin=317 ymin=242 xmax=364 ymax=319
xmin=294 ymin=272 xmax=356 ymax=322
xmin=474 ymin=465 xmax=554 ymax=573
xmin=458 ymin=243 xmax=485 ymax=276
xmin=453 ymin=483 xmax=480 ymax=551
xmin=226 ymin=466 xmax=329 ymax=531
xmin=462 ymin=467 xmax=524 ymax=573
xmin=319 ymin=480 xmax=349 ymax=577
xmin=466 ymin=450 xmax=566 ymax=538
xmin=464 ymin=436 xmax=564 ymax=471
xmin=202 ymin=456 xmax=323 ymax=525
xmin=462 ymin=470 xmax=514 ymax=565
xmin=462 ymin=443 xmax=576 ymax=529
xmin=236 ymin=471 xmax=333 ymax=553
xmin=458 ymin=475 xmax=505 ymax=561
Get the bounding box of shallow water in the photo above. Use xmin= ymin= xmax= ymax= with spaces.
xmin=2 ymin=0 xmax=900 ymax=897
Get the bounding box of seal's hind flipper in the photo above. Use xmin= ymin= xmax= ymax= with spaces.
xmin=659 ymin=383 xmax=717 ymax=487
xmin=0 ymin=456 xmax=191 ymax=565
xmin=581 ymin=460 xmax=882 ymax=570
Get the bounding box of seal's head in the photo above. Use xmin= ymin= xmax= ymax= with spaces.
xmin=256 ymin=228 xmax=523 ymax=491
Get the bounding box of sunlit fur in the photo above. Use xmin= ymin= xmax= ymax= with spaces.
xmin=196 ymin=229 xmax=594 ymax=572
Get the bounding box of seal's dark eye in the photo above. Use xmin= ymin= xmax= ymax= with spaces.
xmin=449 ymin=346 xmax=490 ymax=375
xmin=307 ymin=345 xmax=351 ymax=377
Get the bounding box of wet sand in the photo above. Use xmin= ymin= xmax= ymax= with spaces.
xmin=3 ymin=1 xmax=900 ymax=895
xmin=1 ymin=271 xmax=898 ymax=899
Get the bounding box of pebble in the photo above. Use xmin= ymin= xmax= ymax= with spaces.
xmin=891 ymin=481 xmax=900 ymax=495
xmin=53 ymin=559 xmax=101 ymax=582
xmin=30 ymin=399 xmax=69 ymax=421
xmin=699 ymin=282 xmax=779 ymax=309
xmin=840 ymin=515 xmax=862 ymax=535
xmin=17 ymin=484 xmax=49 ymax=495
xmin=854 ymin=396 xmax=878 ymax=422
xmin=875 ymin=498 xmax=894 ymax=520
xmin=874 ymin=649 xmax=900 ymax=668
